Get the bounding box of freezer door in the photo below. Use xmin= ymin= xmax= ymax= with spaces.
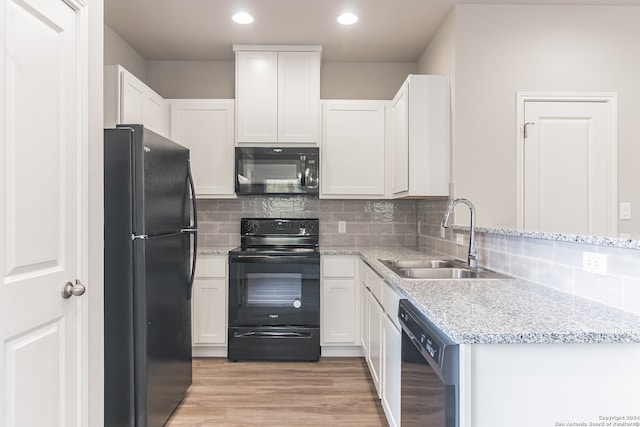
xmin=128 ymin=124 xmax=191 ymax=235
xmin=133 ymin=233 xmax=192 ymax=427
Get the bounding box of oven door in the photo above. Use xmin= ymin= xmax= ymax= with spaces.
xmin=229 ymin=253 xmax=320 ymax=327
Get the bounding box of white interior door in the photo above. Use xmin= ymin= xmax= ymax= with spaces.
xmin=1 ymin=0 xmax=87 ymax=426
xmin=518 ymin=94 xmax=616 ymax=235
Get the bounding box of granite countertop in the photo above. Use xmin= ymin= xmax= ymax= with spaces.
xmin=199 ymin=244 xmax=640 ymax=345
xmin=198 ymin=245 xmax=237 ymax=255
xmin=323 ymin=245 xmax=640 ymax=345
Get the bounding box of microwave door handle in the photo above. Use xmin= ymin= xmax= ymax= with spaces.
xmin=300 ymin=155 xmax=306 ymax=187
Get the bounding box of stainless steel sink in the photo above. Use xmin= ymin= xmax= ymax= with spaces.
xmin=382 ymin=259 xmax=458 ymax=269
xmin=379 ymin=258 xmax=512 ymax=280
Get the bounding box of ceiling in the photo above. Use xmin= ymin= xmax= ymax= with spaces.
xmin=104 ymin=0 xmax=640 ymax=63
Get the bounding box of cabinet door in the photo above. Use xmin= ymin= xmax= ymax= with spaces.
xmin=278 ymin=51 xmax=320 ymax=143
xmin=192 ymin=277 xmax=227 ymax=345
xmin=368 ymin=291 xmax=383 ymax=397
xmin=322 ymin=256 xmax=358 ymax=345
xmin=120 ymin=70 xmax=144 ymax=124
xmin=322 ymin=279 xmax=357 ymax=344
xmin=120 ymin=68 xmax=169 ymax=137
xmin=235 ymin=51 xmax=278 ymax=143
xmin=391 ymin=81 xmax=409 ymax=195
xmin=321 ymin=101 xmax=387 ymax=197
xmin=360 ymin=281 xmax=369 ymax=354
xmin=192 ymin=256 xmax=227 ymax=346
xmin=382 ymin=314 xmax=402 ymax=427
xmin=170 ymin=99 xmax=235 ymax=197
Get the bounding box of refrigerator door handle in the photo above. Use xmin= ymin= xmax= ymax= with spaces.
xmin=186 ymin=160 xmax=198 ymax=298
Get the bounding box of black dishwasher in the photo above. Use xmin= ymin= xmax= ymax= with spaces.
xmin=398 ymin=299 xmax=459 ymax=427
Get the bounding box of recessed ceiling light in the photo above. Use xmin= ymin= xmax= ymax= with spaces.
xmin=337 ymin=12 xmax=358 ymax=25
xmin=233 ymin=12 xmax=254 ymax=24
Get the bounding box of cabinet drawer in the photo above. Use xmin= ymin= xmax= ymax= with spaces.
xmin=196 ymin=257 xmax=226 ymax=278
xmin=383 ymin=283 xmax=401 ymax=331
xmin=360 ymin=260 xmax=383 ymax=304
xmin=323 ymin=256 xmax=356 ymax=278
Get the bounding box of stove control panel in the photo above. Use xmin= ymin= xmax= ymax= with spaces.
xmin=240 ymin=218 xmax=319 ymax=237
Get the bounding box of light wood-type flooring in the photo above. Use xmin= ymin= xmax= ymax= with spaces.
xmin=166 ymin=357 xmax=388 ymax=427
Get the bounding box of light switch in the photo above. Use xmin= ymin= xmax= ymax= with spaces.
xmin=620 ymin=202 xmax=632 ymax=220
xmin=338 ymin=221 xmax=346 ymax=233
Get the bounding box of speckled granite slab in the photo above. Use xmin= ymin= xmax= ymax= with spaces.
xmin=198 ymin=245 xmax=237 ymax=255
xmin=199 ymin=244 xmax=640 ymax=344
xmin=326 ymin=245 xmax=640 ymax=345
xmin=451 ymin=225 xmax=640 ymax=249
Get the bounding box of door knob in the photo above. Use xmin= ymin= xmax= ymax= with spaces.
xmin=62 ymin=279 xmax=86 ymax=299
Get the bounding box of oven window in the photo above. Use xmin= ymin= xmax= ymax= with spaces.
xmin=245 ymin=273 xmax=302 ymax=306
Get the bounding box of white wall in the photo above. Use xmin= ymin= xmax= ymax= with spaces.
xmin=447 ymin=4 xmax=640 ymax=234
xmin=103 ymin=24 xmax=147 ymax=83
xmin=417 ymin=9 xmax=457 ymax=198
xmin=320 ymin=62 xmax=417 ymax=99
xmin=147 ymin=61 xmax=235 ymax=99
xmin=104 ymin=26 xmax=417 ymax=100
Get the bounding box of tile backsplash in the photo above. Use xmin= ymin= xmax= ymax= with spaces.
xmin=197 ymin=196 xmax=640 ymax=315
xmin=416 ymin=200 xmax=640 ymax=316
xmin=197 ymin=196 xmax=418 ymax=247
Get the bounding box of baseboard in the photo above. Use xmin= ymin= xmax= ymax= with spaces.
xmin=193 ymin=346 xmax=227 ymax=358
xmin=321 ymin=346 xmax=364 ymax=357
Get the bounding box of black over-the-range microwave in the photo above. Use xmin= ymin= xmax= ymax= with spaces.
xmin=235 ymin=147 xmax=319 ymax=195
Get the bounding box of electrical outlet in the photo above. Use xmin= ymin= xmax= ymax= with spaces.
xmin=456 ymin=234 xmax=464 ymax=245
xmin=583 ymin=251 xmax=607 ymax=275
xmin=620 ymin=202 xmax=632 ymax=220
xmin=338 ymin=221 xmax=346 ymax=234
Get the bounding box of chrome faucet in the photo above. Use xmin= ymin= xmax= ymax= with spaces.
xmin=441 ymin=198 xmax=478 ymax=269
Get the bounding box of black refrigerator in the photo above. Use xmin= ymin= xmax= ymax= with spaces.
xmin=104 ymin=125 xmax=198 ymax=427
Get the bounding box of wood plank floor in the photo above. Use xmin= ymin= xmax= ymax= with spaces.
xmin=166 ymin=357 xmax=388 ymax=427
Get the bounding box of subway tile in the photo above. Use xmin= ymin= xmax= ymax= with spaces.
xmin=622 ymin=277 xmax=640 ymax=315
xmin=356 ymin=235 xmax=381 ymax=245
xmin=553 ymin=241 xmax=587 ymax=267
xmin=596 ymin=246 xmax=640 ymax=279
xmin=522 ymin=238 xmax=554 ymax=261
xmin=574 ymin=269 xmax=623 ymax=309
xmin=330 ymin=212 xmax=358 ymax=222
xmin=509 ymin=254 xmax=539 ymax=282
xmin=369 ymin=223 xmax=394 ymax=235
xmin=330 ymin=234 xmax=356 ymax=246
xmin=537 ymin=260 xmax=575 ymax=293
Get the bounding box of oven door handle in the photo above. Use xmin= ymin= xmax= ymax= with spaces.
xmin=234 ymin=331 xmax=313 ymax=339
xmin=229 ymin=255 xmax=320 ymax=264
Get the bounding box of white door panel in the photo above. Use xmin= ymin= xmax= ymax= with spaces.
xmin=519 ymin=96 xmax=616 ymax=235
xmin=1 ymin=0 xmax=86 ymax=425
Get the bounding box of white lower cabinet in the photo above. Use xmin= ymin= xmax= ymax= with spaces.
xmin=359 ymin=259 xmax=402 ymax=425
xmin=382 ymin=313 xmax=402 ymax=427
xmin=321 ymin=255 xmax=362 ymax=356
xmin=367 ymin=290 xmax=383 ymax=396
xmin=192 ymin=255 xmax=228 ymax=357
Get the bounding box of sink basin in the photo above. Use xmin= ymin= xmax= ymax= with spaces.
xmin=400 ymin=267 xmax=481 ymax=279
xmin=379 ymin=258 xmax=512 ymax=280
xmin=380 ymin=259 xmax=458 ymax=269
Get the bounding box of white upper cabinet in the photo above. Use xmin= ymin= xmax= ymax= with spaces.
xmin=321 ymin=101 xmax=389 ymax=198
xmin=169 ymin=99 xmax=236 ymax=198
xmin=234 ymin=45 xmax=321 ymax=145
xmin=390 ymin=74 xmax=450 ymax=198
xmin=104 ymin=65 xmax=170 ymax=138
